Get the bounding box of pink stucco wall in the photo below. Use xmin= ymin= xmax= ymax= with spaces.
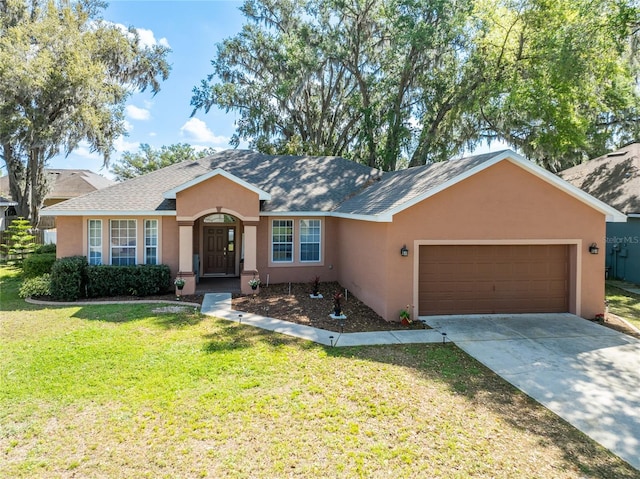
xmin=55 ymin=216 xmax=83 ymax=259
xmin=255 ymin=215 xmax=339 ymax=285
xmin=355 ymin=160 xmax=606 ymax=321
xmin=176 ymin=175 xmax=260 ymax=220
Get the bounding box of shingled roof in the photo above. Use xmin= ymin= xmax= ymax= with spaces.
xmin=43 ymin=148 xmax=624 ymax=222
xmin=0 ymin=169 xmax=114 ymax=201
xmin=558 ymin=143 xmax=640 ymax=215
xmin=44 ymin=150 xmax=381 ymax=214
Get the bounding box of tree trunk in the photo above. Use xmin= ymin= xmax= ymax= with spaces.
xmin=2 ymin=143 xmax=30 ymax=218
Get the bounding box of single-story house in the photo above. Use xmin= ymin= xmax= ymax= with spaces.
xmin=41 ymin=149 xmax=624 ymax=321
xmin=558 ymin=142 xmax=639 ymax=284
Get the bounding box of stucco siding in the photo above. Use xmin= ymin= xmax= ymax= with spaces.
xmin=336 ymin=218 xmax=390 ymax=320
xmin=255 ymin=215 xmax=339 ymax=284
xmin=387 ymin=160 xmax=606 ymax=320
xmin=55 ymin=216 xmax=83 ymax=259
xmin=176 ymin=175 xmax=260 ymax=220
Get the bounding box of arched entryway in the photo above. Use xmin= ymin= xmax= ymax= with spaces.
xmin=200 ymin=213 xmax=240 ymax=277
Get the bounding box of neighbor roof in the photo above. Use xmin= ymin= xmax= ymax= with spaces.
xmin=0 ymin=169 xmax=114 ymax=201
xmin=558 ymin=143 xmax=640 ymax=215
xmin=42 ymin=149 xmax=625 ymax=222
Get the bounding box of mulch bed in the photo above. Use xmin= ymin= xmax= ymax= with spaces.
xmin=232 ymin=282 xmax=421 ymax=333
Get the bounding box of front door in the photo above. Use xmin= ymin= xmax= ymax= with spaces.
xmin=204 ymin=226 xmax=236 ymax=275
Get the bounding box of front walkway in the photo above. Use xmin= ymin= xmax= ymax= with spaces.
xmin=200 ymin=293 xmax=443 ymax=347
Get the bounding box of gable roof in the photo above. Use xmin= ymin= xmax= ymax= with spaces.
xmin=557 ymin=142 xmax=640 ymax=215
xmin=163 ymin=168 xmax=272 ymax=201
xmin=335 ymin=150 xmax=626 ymax=222
xmin=41 ymin=148 xmax=625 ymax=223
xmin=43 ymin=150 xmax=381 ymax=216
xmin=0 ymin=169 xmax=114 ymax=201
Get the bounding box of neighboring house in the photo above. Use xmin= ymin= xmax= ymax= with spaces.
xmin=558 ymin=143 xmax=640 ymax=284
xmin=41 ymin=149 xmax=624 ymax=321
xmin=0 ymin=169 xmax=115 ymax=229
xmin=0 ymin=196 xmax=17 ymax=231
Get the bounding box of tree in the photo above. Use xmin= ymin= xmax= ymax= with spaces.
xmin=193 ymin=0 xmax=639 ymax=171
xmin=0 ymin=0 xmax=170 ymax=226
xmin=1 ymin=217 xmax=35 ymax=267
xmin=110 ymin=143 xmax=217 ymax=181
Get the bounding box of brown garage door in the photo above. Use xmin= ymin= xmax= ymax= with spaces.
xmin=419 ymin=245 xmax=569 ymax=315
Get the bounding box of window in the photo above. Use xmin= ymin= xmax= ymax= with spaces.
xmin=88 ymin=220 xmax=102 ymax=265
xmin=110 ymin=219 xmax=136 ymax=265
xmin=144 ymin=220 xmax=158 ymax=265
xmin=272 ymin=220 xmax=293 ymax=262
xmin=300 ymin=219 xmax=321 ymax=262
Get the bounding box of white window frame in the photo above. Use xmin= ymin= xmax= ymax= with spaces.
xmin=299 ymin=219 xmax=321 ymax=262
xmin=88 ymin=219 xmax=102 ymax=265
xmin=144 ymin=219 xmax=158 ymax=265
xmin=271 ymin=219 xmax=294 ymax=263
xmin=110 ymin=219 xmax=137 ymax=266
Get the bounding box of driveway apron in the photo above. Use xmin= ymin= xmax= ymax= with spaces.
xmin=422 ymin=313 xmax=640 ymax=471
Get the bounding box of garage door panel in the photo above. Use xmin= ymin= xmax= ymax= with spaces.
xmin=419 ymin=245 xmax=569 ymax=315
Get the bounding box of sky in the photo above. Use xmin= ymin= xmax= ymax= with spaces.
xmin=49 ymin=0 xmax=248 ymax=178
xmin=47 ymin=0 xmax=507 ymax=180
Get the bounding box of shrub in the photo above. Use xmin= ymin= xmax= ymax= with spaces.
xmin=87 ymin=264 xmax=171 ymax=298
xmin=19 ymin=274 xmax=52 ymax=298
xmin=1 ymin=217 xmax=36 ymax=266
xmin=34 ymin=243 xmax=56 ymax=255
xmin=23 ymin=253 xmax=56 ymax=278
xmin=50 ymin=256 xmax=88 ymax=301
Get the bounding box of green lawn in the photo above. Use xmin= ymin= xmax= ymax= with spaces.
xmin=1 ymin=267 xmax=638 ymax=478
xmin=607 ymin=283 xmax=640 ymax=330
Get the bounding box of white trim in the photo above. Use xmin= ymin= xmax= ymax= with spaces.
xmin=162 ymin=168 xmax=271 ymax=200
xmin=41 ymin=149 xmax=626 ymax=224
xmin=383 ymin=151 xmax=626 ymax=222
xmin=412 ymin=239 xmax=582 ymax=317
xmin=42 ymin=210 xmax=176 ymax=217
xmin=628 ymin=213 xmax=640 ymax=218
xmin=271 ymin=219 xmax=294 ymax=264
xmin=299 ymin=219 xmax=322 ymax=263
xmin=109 ymin=219 xmax=137 ymax=266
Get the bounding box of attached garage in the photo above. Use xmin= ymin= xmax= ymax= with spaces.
xmin=419 ymin=244 xmax=571 ymax=315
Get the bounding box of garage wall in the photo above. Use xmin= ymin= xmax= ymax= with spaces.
xmin=387 ymin=160 xmax=606 ymax=320
xmin=336 ymin=218 xmax=391 ymax=320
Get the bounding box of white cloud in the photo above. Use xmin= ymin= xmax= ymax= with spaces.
xmin=73 ymin=141 xmax=103 ymax=161
xmin=136 ymin=27 xmax=170 ymax=49
xmin=180 ymin=118 xmax=229 ymax=145
xmin=125 ymin=105 xmax=151 ymax=121
xmin=114 ymin=136 xmax=140 ymax=153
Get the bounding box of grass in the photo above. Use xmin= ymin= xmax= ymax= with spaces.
xmin=2 ymin=266 xmax=639 ymax=478
xmin=607 ymin=283 xmax=640 ymax=330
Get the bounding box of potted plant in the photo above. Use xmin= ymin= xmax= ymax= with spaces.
xmin=248 ymin=277 xmax=261 ymax=290
xmin=310 ymin=276 xmax=322 ymax=298
xmin=400 ymin=305 xmax=412 ymax=325
xmin=332 ymin=291 xmax=344 ymax=316
xmin=174 ymin=277 xmax=186 ymax=300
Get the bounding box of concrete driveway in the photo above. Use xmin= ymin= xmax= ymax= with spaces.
xmin=422 ymin=313 xmax=640 ymax=471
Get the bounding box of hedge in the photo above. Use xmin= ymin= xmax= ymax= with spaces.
xmin=50 ymin=256 xmax=88 ymax=301
xmin=86 ymin=264 xmax=171 ymax=298
xmin=49 ymin=257 xmax=172 ymax=300
xmin=23 ymin=253 xmax=57 ymax=278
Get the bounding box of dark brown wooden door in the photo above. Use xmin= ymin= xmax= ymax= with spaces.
xmin=204 ymin=226 xmax=236 ymax=275
xmin=419 ymin=245 xmax=569 ymax=315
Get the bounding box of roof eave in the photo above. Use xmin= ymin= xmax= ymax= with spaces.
xmin=41 ymin=210 xmax=177 ymax=217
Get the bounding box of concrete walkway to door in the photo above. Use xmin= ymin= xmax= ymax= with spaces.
xmin=422 ymin=313 xmax=640 ymax=471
